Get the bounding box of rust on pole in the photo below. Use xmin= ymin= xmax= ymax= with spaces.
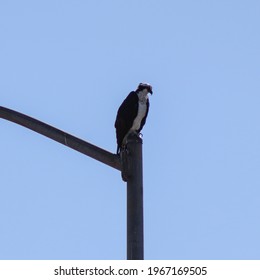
xmin=125 ymin=133 xmax=144 ymax=260
xmin=0 ymin=106 xmax=121 ymax=171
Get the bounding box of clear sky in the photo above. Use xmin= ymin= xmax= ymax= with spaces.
xmin=1 ymin=0 xmax=260 ymax=260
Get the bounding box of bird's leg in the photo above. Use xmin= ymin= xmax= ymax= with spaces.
xmin=122 ymin=130 xmax=136 ymax=147
xmin=123 ymin=130 xmax=141 ymax=148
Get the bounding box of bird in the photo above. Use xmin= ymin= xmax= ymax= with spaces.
xmin=115 ymin=83 xmax=153 ymax=154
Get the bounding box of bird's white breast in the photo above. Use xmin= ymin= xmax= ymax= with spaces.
xmin=131 ymin=101 xmax=147 ymax=131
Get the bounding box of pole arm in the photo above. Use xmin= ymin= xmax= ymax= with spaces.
xmin=0 ymin=106 xmax=121 ymax=171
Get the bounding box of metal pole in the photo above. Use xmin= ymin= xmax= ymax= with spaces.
xmin=0 ymin=106 xmax=121 ymax=171
xmin=126 ymin=134 xmax=144 ymax=260
xmin=1 ymin=106 xmax=146 ymax=260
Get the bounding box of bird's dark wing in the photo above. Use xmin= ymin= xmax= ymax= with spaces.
xmin=138 ymin=98 xmax=149 ymax=133
xmin=115 ymin=91 xmax=138 ymax=153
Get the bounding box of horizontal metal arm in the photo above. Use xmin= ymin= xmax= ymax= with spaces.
xmin=0 ymin=106 xmax=121 ymax=171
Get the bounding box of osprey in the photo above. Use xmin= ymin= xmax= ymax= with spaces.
xmin=115 ymin=83 xmax=153 ymax=154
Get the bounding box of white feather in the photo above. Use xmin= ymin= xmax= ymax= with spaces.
xmin=130 ymin=89 xmax=148 ymax=131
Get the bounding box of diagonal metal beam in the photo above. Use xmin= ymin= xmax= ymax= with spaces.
xmin=0 ymin=106 xmax=121 ymax=171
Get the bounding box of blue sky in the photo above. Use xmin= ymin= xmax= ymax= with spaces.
xmin=1 ymin=0 xmax=260 ymax=260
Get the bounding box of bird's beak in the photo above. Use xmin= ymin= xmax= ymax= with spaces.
xmin=149 ymin=87 xmax=153 ymax=95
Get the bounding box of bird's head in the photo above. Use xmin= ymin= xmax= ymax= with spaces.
xmin=137 ymin=83 xmax=153 ymax=95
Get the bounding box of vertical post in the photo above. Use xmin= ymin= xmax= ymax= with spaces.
xmin=126 ymin=134 xmax=144 ymax=260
